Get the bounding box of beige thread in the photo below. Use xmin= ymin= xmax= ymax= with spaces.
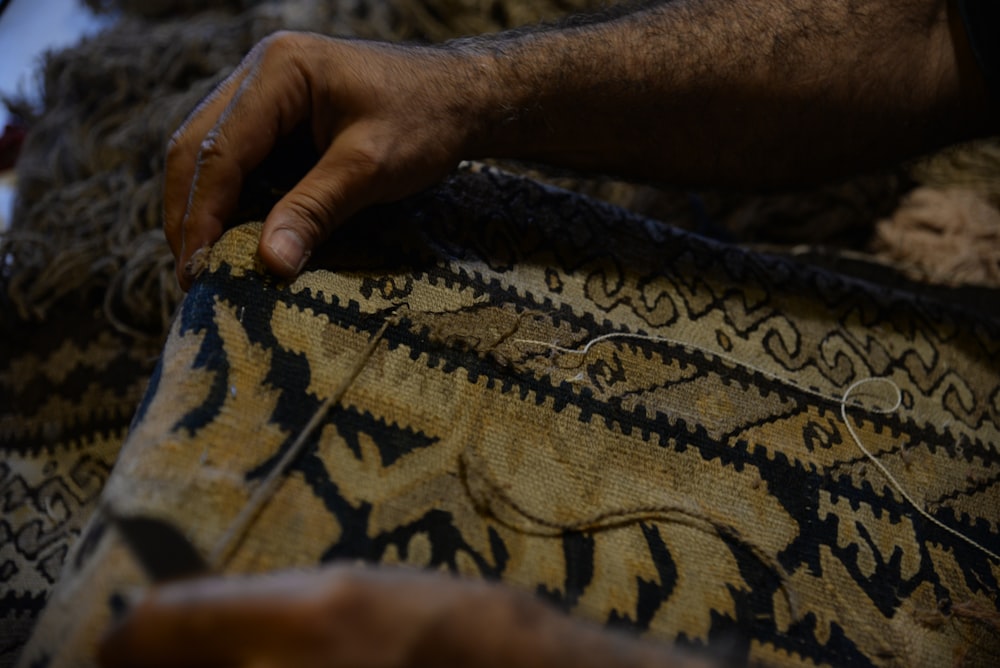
xmin=514 ymin=332 xmax=1000 ymax=564
xmin=840 ymin=377 xmax=1000 ymax=563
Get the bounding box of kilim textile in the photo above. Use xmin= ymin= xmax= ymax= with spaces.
xmin=18 ymin=166 xmax=1000 ymax=667
xmin=0 ymin=297 xmax=161 ymax=664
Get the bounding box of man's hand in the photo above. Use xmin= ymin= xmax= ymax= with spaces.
xmin=164 ymin=33 xmax=480 ymax=289
xmin=166 ymin=1 xmax=996 ymax=289
xmin=97 ymin=565 xmax=714 ymax=668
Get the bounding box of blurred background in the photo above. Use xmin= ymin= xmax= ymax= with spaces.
xmin=0 ymin=0 xmax=110 ymax=229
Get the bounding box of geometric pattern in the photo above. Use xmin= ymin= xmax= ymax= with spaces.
xmin=18 ymin=166 xmax=1000 ymax=667
xmin=0 ymin=302 xmax=160 ymax=666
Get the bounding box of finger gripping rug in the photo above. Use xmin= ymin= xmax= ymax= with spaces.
xmin=18 ymin=167 xmax=1000 ymax=667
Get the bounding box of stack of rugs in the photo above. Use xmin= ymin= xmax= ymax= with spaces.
xmin=2 ymin=1 xmax=998 ymax=666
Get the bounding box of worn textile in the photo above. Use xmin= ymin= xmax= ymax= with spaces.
xmin=0 ymin=299 xmax=161 ymax=664
xmin=0 ymin=1 xmax=927 ymax=662
xmin=873 ymin=187 xmax=1000 ymax=286
xmin=19 ymin=167 xmax=1000 ymax=667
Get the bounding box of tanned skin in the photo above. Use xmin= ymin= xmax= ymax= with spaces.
xmin=98 ymin=566 xmax=717 ymax=668
xmin=110 ymin=1 xmax=995 ymax=666
xmin=164 ymin=0 xmax=992 ymax=288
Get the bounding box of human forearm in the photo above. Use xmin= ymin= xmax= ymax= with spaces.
xmin=164 ymin=0 xmax=996 ymax=285
xmin=451 ymin=0 xmax=995 ymax=187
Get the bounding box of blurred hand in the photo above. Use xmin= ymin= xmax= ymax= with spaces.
xmin=99 ymin=565 xmax=498 ymax=667
xmin=164 ymin=32 xmax=475 ymax=289
xmin=98 ymin=564 xmax=716 ymax=668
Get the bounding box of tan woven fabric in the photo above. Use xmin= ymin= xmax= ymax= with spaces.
xmin=19 ymin=167 xmax=1000 ymax=667
xmin=0 ymin=303 xmax=161 ymax=665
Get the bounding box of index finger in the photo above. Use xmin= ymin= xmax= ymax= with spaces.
xmin=172 ymin=34 xmax=315 ymax=289
xmin=163 ymin=50 xmax=258 ymax=263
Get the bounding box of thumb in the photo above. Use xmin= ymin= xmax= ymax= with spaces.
xmin=259 ymin=149 xmax=377 ymax=278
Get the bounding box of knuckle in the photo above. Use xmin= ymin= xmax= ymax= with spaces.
xmin=196 ymin=132 xmax=225 ymax=163
xmin=260 ymin=30 xmax=301 ymax=59
xmin=342 ymin=137 xmax=387 ymax=180
xmin=349 ymin=146 xmax=382 ymax=175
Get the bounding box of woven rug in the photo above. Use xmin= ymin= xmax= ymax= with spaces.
xmin=17 ymin=166 xmax=1000 ymax=667
xmin=0 ymin=4 xmax=907 ymax=662
xmin=0 ymin=295 xmax=161 ymax=664
xmin=3 ymin=1 xmax=1000 ymax=664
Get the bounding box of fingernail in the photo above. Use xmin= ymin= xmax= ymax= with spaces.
xmin=266 ymin=228 xmax=310 ymax=274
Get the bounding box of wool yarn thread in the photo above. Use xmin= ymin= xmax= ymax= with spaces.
xmin=513 ymin=331 xmax=1000 ymax=563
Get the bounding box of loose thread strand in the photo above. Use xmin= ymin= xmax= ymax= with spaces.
xmin=515 ymin=331 xmax=868 ymax=408
xmin=460 ymin=451 xmax=803 ymax=620
xmin=515 ymin=332 xmax=999 ymax=564
xmin=841 ymin=378 xmax=1000 ymax=563
xmin=209 ymin=321 xmax=391 ymax=569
